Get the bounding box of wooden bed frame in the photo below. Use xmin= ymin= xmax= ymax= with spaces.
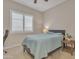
xmin=49 ymin=30 xmax=65 ymax=36
xmin=22 ymin=30 xmax=65 ymax=59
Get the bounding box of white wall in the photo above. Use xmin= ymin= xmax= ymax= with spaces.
xmin=3 ymin=0 xmax=43 ymax=47
xmin=3 ymin=0 xmax=75 ymax=48
xmin=43 ymin=0 xmax=75 ymax=39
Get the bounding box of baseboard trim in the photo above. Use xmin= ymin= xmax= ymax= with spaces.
xmin=4 ymin=44 xmax=21 ymax=50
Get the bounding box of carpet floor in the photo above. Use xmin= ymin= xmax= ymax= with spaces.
xmin=3 ymin=46 xmax=75 ymax=59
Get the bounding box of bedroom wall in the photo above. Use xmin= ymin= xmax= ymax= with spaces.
xmin=3 ymin=0 xmax=43 ymax=48
xmin=43 ymin=0 xmax=75 ymax=39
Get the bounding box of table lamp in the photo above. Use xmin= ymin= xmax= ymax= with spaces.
xmin=43 ymin=26 xmax=49 ymax=33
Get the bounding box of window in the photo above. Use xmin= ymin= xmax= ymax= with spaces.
xmin=12 ymin=11 xmax=23 ymax=32
xmin=24 ymin=15 xmax=33 ymax=31
xmin=12 ymin=11 xmax=33 ymax=32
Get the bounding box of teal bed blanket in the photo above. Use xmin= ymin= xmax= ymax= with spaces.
xmin=22 ymin=33 xmax=63 ymax=59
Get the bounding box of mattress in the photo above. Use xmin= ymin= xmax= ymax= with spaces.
xmin=22 ymin=33 xmax=63 ymax=59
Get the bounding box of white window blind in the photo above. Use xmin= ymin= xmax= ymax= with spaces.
xmin=12 ymin=11 xmax=23 ymax=32
xmin=24 ymin=15 xmax=33 ymax=32
xmin=12 ymin=11 xmax=33 ymax=32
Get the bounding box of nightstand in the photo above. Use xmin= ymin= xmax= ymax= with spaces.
xmin=61 ymin=39 xmax=75 ymax=55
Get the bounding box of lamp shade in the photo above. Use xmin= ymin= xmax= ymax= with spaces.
xmin=43 ymin=25 xmax=49 ymax=33
xmin=43 ymin=28 xmax=48 ymax=33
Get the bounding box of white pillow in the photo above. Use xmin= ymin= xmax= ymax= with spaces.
xmin=47 ymin=32 xmax=55 ymax=34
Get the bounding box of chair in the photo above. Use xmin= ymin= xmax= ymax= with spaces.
xmin=61 ymin=38 xmax=75 ymax=55
xmin=3 ymin=29 xmax=9 ymax=54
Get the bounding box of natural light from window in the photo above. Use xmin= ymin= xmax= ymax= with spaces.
xmin=12 ymin=11 xmax=33 ymax=32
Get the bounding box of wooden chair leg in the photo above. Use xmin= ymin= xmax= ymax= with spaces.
xmin=71 ymin=48 xmax=74 ymax=55
xmin=61 ymin=41 xmax=64 ymax=51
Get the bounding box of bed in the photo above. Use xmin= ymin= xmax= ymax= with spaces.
xmin=22 ymin=30 xmax=65 ymax=59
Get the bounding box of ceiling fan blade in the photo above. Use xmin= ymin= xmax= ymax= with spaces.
xmin=45 ymin=0 xmax=48 ymax=2
xmin=34 ymin=0 xmax=37 ymax=3
xmin=34 ymin=0 xmax=48 ymax=3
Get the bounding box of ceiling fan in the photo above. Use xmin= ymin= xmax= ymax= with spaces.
xmin=34 ymin=0 xmax=48 ymax=3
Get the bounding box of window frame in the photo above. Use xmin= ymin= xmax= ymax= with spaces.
xmin=10 ymin=10 xmax=33 ymax=33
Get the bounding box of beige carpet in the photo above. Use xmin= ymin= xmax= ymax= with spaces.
xmin=3 ymin=46 xmax=75 ymax=59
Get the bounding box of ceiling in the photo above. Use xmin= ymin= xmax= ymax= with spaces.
xmin=12 ymin=0 xmax=67 ymax=12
